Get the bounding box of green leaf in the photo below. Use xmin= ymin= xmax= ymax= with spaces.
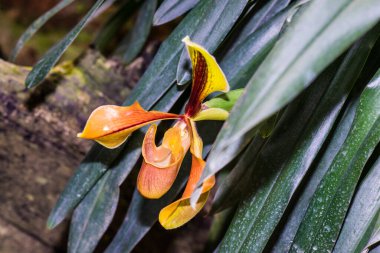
xmin=225 ymin=0 xmax=290 ymax=55
xmin=48 ymin=0 xmax=248 ymax=229
xmin=68 ymin=173 xmax=118 ymax=253
xmin=361 ymin=211 xmax=380 ymax=253
xmin=198 ymin=0 xmax=380 ymax=192
xmin=104 ymin=161 xmax=190 ymax=253
xmin=221 ymin=5 xmax=292 ymax=89
xmin=153 ymin=0 xmax=199 ymax=26
xmin=290 ymin=68 xmax=380 ymax=253
xmin=25 ymin=0 xmax=106 ymax=88
xmin=268 ymin=96 xmax=359 ymax=253
xmin=333 ymin=157 xmax=380 ymax=253
xmin=47 ymin=144 xmax=119 ymax=229
xmin=204 ymin=208 xmax=236 ymax=252
xmin=215 ymin=63 xmax=333 ymax=252
xmin=114 ymin=0 xmax=157 ymax=64
xmin=94 ymin=0 xmax=143 ymax=53
xmin=10 ymin=0 xmax=76 ymax=62
xmin=211 ymin=136 xmax=266 ymax=213
xmin=219 ymin=33 xmax=377 ymax=252
xmin=204 ymin=89 xmax=244 ymax=112
xmin=212 ymin=53 xmax=342 ymax=215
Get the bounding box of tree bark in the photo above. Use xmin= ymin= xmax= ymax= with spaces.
xmin=0 ymin=44 xmax=157 ymax=252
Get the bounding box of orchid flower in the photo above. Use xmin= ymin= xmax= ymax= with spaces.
xmin=77 ymin=36 xmax=230 ymax=229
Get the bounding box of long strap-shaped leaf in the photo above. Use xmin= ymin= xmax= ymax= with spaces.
xmin=360 ymin=209 xmax=380 ymax=253
xmin=222 ymin=0 xmax=290 ymax=56
xmin=195 ymin=0 xmax=380 ymax=201
xmin=48 ymin=0 xmax=247 ymax=232
xmin=268 ymin=95 xmax=360 ymax=253
xmin=219 ymin=30 xmax=378 ymax=252
xmin=290 ymin=68 xmax=380 ymax=253
xmin=153 ymin=0 xmax=200 ymax=26
xmin=10 ymin=0 xmax=76 ymax=62
xmin=94 ymin=0 xmax=143 ymax=53
xmin=333 ymin=157 xmax=380 ymax=253
xmin=114 ymin=0 xmax=157 ymax=64
xmin=25 ymin=0 xmax=105 ymax=88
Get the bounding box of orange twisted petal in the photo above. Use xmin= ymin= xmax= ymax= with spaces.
xmin=138 ymin=121 xmax=190 ymax=199
xmin=159 ymin=119 xmax=215 ymax=229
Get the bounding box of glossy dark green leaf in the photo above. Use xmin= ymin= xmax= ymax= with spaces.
xmin=104 ymin=161 xmax=189 ymax=253
xmin=114 ymin=0 xmax=157 ymax=64
xmin=216 ymin=62 xmax=338 ymax=248
xmin=153 ymin=0 xmax=199 ymax=26
xmin=48 ymin=0 xmax=247 ymax=229
xmin=362 ymin=212 xmax=380 ymax=253
xmin=225 ymin=0 xmax=290 ymax=55
xmin=333 ymin=157 xmax=380 ymax=253
xmin=91 ymin=0 xmax=117 ymax=20
xmin=290 ymin=68 xmax=380 ymax=253
xmin=68 ymin=173 xmax=118 ymax=253
xmin=197 ymin=0 xmax=380 ymax=194
xmin=219 ymin=33 xmax=377 ymax=252
xmin=10 ymin=0 xmax=75 ymax=62
xmin=269 ymin=97 xmax=359 ymax=253
xmin=47 ymin=144 xmax=121 ymax=229
xmin=94 ymin=0 xmax=143 ymax=53
xmin=25 ymin=0 xmax=105 ymax=88
xmin=221 ymin=6 xmax=291 ymax=89
xmin=204 ymin=208 xmax=235 ymax=253
xmin=211 ymin=136 xmax=266 ymax=213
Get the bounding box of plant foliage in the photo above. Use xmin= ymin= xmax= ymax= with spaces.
xmin=17 ymin=0 xmax=380 ymax=252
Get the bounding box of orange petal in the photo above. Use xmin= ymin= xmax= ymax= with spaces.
xmin=138 ymin=121 xmax=190 ymax=199
xmin=159 ymin=119 xmax=214 ymax=229
xmin=137 ymin=160 xmax=183 ymax=199
xmin=182 ymin=36 xmax=229 ymax=117
xmin=77 ymin=102 xmax=179 ymax=148
xmin=159 ymin=155 xmax=215 ymax=229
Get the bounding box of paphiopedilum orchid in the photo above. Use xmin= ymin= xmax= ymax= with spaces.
xmin=78 ymin=36 xmax=231 ymax=229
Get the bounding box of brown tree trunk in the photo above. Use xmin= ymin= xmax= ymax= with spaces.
xmin=0 ymin=45 xmax=157 ymax=252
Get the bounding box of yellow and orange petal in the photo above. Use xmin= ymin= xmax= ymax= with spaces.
xmin=182 ymin=36 xmax=229 ymax=117
xmin=159 ymin=155 xmax=215 ymax=229
xmin=138 ymin=121 xmax=190 ymax=199
xmin=77 ymin=102 xmax=180 ymax=149
xmin=158 ymin=119 xmax=214 ymax=229
xmin=188 ymin=119 xmax=203 ymax=159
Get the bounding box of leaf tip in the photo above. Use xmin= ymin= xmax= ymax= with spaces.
xmin=46 ymin=213 xmax=60 ymax=230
